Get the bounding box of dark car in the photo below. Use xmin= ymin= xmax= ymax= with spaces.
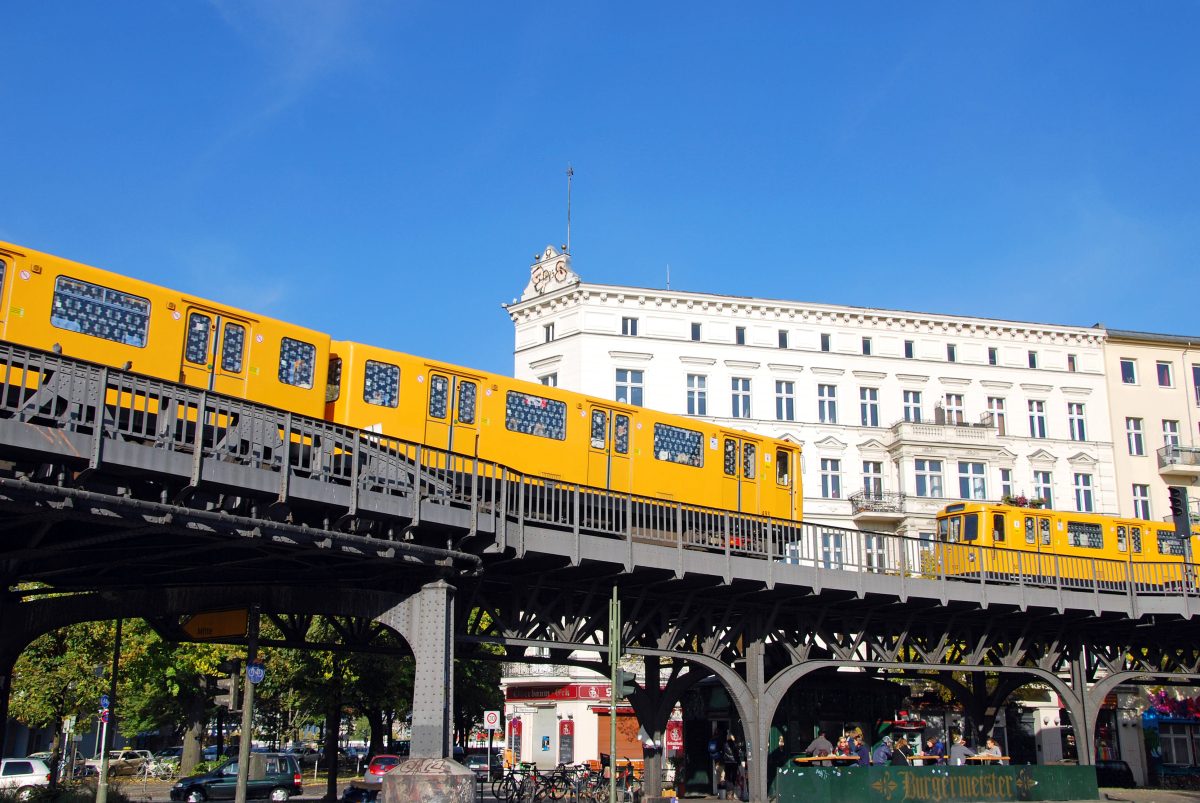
xmin=170 ymin=753 xmax=302 ymax=802
xmin=1095 ymin=759 xmax=1135 ymax=787
xmin=463 ymin=751 xmax=503 ymax=778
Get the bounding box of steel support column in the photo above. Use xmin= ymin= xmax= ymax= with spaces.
xmin=377 ymin=580 xmax=455 ymax=758
xmin=744 ymin=639 xmax=769 ymax=803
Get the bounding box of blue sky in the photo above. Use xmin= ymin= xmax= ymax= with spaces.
xmin=2 ymin=2 xmax=1196 ymax=375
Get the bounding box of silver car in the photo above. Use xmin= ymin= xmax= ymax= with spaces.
xmin=0 ymin=758 xmax=51 ymax=800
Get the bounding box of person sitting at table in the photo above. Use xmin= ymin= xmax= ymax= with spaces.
xmin=889 ymin=738 xmax=910 ymax=766
xmin=931 ymin=736 xmax=946 ymax=764
xmin=851 ymin=735 xmax=871 ymax=767
xmin=871 ymin=736 xmax=892 ymax=765
xmin=806 ymin=731 xmax=833 ymax=757
xmin=949 ymin=735 xmax=976 ymax=766
xmin=981 ymin=737 xmax=1004 ymax=763
xmin=834 ymin=736 xmax=853 ymax=756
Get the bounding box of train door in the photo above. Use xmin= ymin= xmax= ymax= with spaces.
xmin=423 ymin=367 xmax=481 ymax=456
xmin=1022 ymin=512 xmax=1054 ymax=578
xmin=586 ymin=405 xmax=632 ymax=493
xmin=179 ymin=306 xmax=252 ymax=397
xmin=770 ymin=444 xmax=800 ymax=520
xmin=720 ymin=434 xmax=762 ymax=514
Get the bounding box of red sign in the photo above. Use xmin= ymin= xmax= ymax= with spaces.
xmin=665 ymin=721 xmax=683 ymax=755
xmin=507 ymin=683 xmax=610 ymax=702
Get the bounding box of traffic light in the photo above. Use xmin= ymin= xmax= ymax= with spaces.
xmin=615 ymin=669 xmax=637 ymax=699
xmin=213 ymin=660 xmax=241 ymax=711
xmin=1168 ymin=486 xmax=1191 ymax=537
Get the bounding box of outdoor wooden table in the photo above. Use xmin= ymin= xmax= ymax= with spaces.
xmin=791 ymin=755 xmax=860 ymax=765
xmin=909 ymin=754 xmax=943 ymax=765
xmin=965 ymin=755 xmax=1010 ymax=764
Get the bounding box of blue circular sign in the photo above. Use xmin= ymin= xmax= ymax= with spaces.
xmin=100 ymin=694 xmax=110 ymax=709
xmin=246 ymin=662 xmax=266 ymax=685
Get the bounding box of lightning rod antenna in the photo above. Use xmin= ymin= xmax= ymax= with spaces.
xmin=566 ymin=163 xmax=574 ymax=255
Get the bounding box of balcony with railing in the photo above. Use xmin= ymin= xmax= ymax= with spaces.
xmin=849 ymin=490 xmax=909 ymax=523
xmin=1158 ymin=445 xmax=1200 ymax=477
xmin=885 ymin=415 xmax=1000 ymax=450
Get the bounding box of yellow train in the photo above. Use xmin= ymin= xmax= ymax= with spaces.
xmin=0 ymin=241 xmax=802 ymax=521
xmin=936 ymin=502 xmax=1198 ymax=588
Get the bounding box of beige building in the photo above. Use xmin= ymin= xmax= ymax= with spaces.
xmin=1101 ymin=329 xmax=1200 ymax=522
xmin=506 ymin=247 xmax=1119 ymax=539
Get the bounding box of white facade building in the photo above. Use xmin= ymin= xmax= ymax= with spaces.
xmin=506 ymin=246 xmax=1118 ymax=539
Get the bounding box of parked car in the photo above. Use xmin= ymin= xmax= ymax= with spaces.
xmin=463 ymin=750 xmax=503 ymax=778
xmin=156 ymin=747 xmax=185 ymax=764
xmin=0 ymin=758 xmax=52 ymax=800
xmin=283 ymin=746 xmax=320 ymax=767
xmin=361 ymin=754 xmax=401 ymax=785
xmin=85 ymin=749 xmax=153 ymax=776
xmin=1095 ymin=759 xmax=1136 ymax=787
xmin=170 ymin=753 xmax=302 ymax=802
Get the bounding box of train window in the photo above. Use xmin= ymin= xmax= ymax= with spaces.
xmin=0 ymin=260 xmax=5 ymax=297
xmin=1025 ymin=517 xmax=1035 ymax=545
xmin=457 ymin=381 xmax=477 ymax=424
xmin=1067 ymin=521 xmax=1103 ymax=549
xmin=992 ymin=514 xmax=1005 ymax=542
xmin=363 ymin=360 xmax=400 ymax=408
xmin=591 ymin=411 xmax=606 ymax=449
xmin=937 ymin=517 xmax=949 ymax=541
xmin=326 ymin=358 xmax=342 ymax=403
xmin=51 ymin=276 xmax=150 ymax=347
xmin=1132 ymin=527 xmax=1142 ymax=553
xmin=185 ymin=313 xmax=211 ymax=364
xmin=724 ymin=439 xmax=737 ymax=476
xmin=945 ymin=516 xmax=962 ymax=543
xmin=654 ymin=424 xmax=703 ymax=467
xmin=278 ymin=337 xmax=316 ymax=388
xmin=963 ymin=514 xmax=979 ymax=541
xmin=428 ymin=375 xmax=448 ymax=418
xmin=776 ymin=449 xmax=790 ymax=485
xmin=505 ymin=391 xmax=567 ymax=440
xmin=1158 ymin=532 xmax=1186 ymax=556
xmin=221 ymin=323 xmax=245 ymax=373
xmin=1040 ymin=519 xmax=1051 ymax=545
xmin=743 ymin=443 xmax=756 ymax=479
xmin=1117 ymin=526 xmax=1127 ymax=553
xmin=614 ymin=414 xmax=630 ymax=454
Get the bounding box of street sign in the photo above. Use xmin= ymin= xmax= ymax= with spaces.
xmin=483 ymin=710 xmax=501 ymax=730
xmin=181 ymin=609 xmax=249 ymax=640
xmin=99 ymin=694 xmax=110 ymax=709
xmin=99 ymin=709 xmax=109 ymax=724
xmin=246 ymin=661 xmax=266 ymax=685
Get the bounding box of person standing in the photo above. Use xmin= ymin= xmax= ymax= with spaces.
xmin=720 ymin=733 xmax=743 ymax=800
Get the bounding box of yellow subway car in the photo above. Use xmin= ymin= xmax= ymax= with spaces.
xmin=326 ymin=341 xmax=803 ymax=521
xmin=0 ymin=241 xmax=331 ymax=418
xmin=935 ymin=502 xmax=1197 ymax=589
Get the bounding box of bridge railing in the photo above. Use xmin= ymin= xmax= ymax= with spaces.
xmin=0 ymin=342 xmax=1196 ymax=604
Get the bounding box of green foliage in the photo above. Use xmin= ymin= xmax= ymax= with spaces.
xmin=9 ymin=621 xmax=113 ymax=730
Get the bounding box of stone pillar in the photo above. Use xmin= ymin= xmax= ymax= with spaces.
xmin=377 ymin=581 xmax=455 ymax=758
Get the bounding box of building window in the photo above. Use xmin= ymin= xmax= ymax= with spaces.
xmin=1164 ymin=419 xmax=1180 ymax=448
xmin=778 ymin=329 xmax=789 ymax=349
xmin=1028 ymin=400 xmax=1047 ymax=439
xmin=820 ymin=333 xmax=831 ymax=352
xmin=944 ymin=393 xmax=964 ymax=425
xmin=1000 ymin=468 xmax=1013 ymax=498
xmin=904 ymin=340 xmax=915 ymax=359
xmin=863 ymin=461 xmax=883 ymax=497
xmin=1027 ymin=350 xmax=1038 ymax=369
xmin=1074 ymin=473 xmax=1094 ymax=512
xmin=690 ymin=322 xmax=701 ymax=341
xmin=543 ymin=323 xmax=555 ymax=342
xmin=947 ymin=344 xmax=957 ymax=363
xmin=818 ymin=384 xmax=838 ymax=423
xmin=1068 ymin=402 xmax=1086 ymax=441
xmin=988 ymin=347 xmax=998 ymax=366
xmin=1193 ymin=364 xmax=1200 ymax=405
xmin=820 ymin=531 xmax=844 ymax=569
xmin=735 ymin=326 xmax=746 ymax=346
xmin=615 ymin=369 xmax=643 ymax=406
xmin=1120 ymin=359 xmax=1137 ymax=384
xmin=862 ymin=337 xmax=872 ymax=356
xmin=1126 ymin=417 xmax=1144 ymax=456
xmin=987 ymin=397 xmax=1007 ymax=436
xmin=1034 ymin=470 xmax=1053 ymax=508
xmin=958 ymin=461 xmax=986 ymax=500
xmin=860 ymin=387 xmax=879 ymax=427
xmin=621 ymin=316 xmax=638 ymax=336
xmin=915 ymin=459 xmax=943 ymax=498
xmin=820 ymin=458 xmax=842 ymax=499
xmin=1067 ymin=354 xmax=1078 ymax=372
xmin=686 ymin=374 xmax=707 ymax=416
xmin=731 ymin=377 xmax=751 ymax=418
xmin=903 ymin=390 xmax=922 ymax=423
xmin=1157 ymin=361 xmax=1173 ymax=387
xmin=775 ymin=380 xmax=795 ymax=421
xmin=539 ymin=373 xmax=558 ymax=387
xmin=1132 ymin=484 xmax=1151 ymax=520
